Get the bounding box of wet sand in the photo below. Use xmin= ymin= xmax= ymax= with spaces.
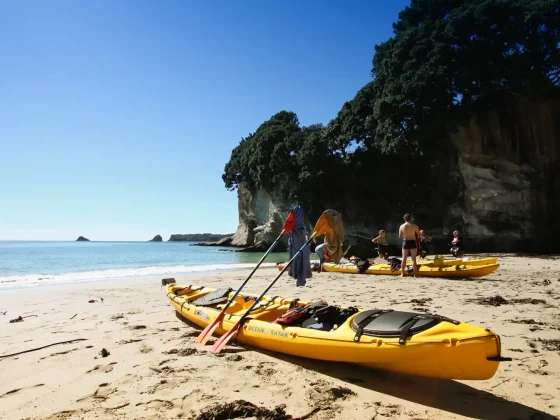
xmin=1 ymin=255 xmax=559 ymax=419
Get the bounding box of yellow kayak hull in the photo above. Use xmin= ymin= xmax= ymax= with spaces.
xmin=277 ymin=257 xmax=497 ymax=272
xmin=395 ymin=257 xmax=497 ymax=267
xmin=322 ymin=262 xmax=499 ymax=277
xmin=163 ymin=282 xmax=506 ymax=380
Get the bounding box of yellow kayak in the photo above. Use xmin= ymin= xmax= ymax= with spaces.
xmin=277 ymin=256 xmax=497 ymax=271
xmin=393 ymin=256 xmax=497 ymax=267
xmin=322 ymin=262 xmax=499 ymax=278
xmin=162 ymin=280 xmax=509 ymax=380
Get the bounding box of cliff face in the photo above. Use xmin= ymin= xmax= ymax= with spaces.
xmin=230 ymin=185 xmax=295 ymax=252
xmin=450 ymin=98 xmax=559 ymax=252
xmin=231 ymin=98 xmax=559 ymax=253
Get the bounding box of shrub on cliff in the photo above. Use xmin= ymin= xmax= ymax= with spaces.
xmin=223 ymin=0 xmax=560 ymax=225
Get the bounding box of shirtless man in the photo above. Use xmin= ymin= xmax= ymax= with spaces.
xmin=398 ymin=213 xmax=420 ymax=277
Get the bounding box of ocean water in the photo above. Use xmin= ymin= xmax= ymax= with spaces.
xmin=0 ymin=241 xmax=291 ymax=290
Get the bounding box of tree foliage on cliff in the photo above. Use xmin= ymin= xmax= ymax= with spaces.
xmin=223 ymin=0 xmax=560 ymax=224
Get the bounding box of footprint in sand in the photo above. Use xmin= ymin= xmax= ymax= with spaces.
xmin=140 ymin=344 xmax=153 ymax=354
xmin=40 ymin=348 xmax=79 ymax=360
xmin=180 ymin=331 xmax=199 ymax=338
xmin=162 ymin=348 xmax=200 ymax=356
xmin=226 ymin=354 xmax=243 ymax=362
xmin=86 ymin=362 xmax=118 ymax=374
xmin=144 ymin=379 xmax=172 ymax=395
xmin=135 ymin=399 xmax=174 ymax=410
xmin=0 ymin=384 xmax=44 ymax=399
xmin=119 ymin=339 xmax=143 ymax=345
xmin=76 ymin=384 xmax=118 ymax=402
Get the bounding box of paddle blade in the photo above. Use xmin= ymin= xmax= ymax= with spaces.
xmin=283 ymin=211 xmax=295 ymax=232
xmin=196 ymin=311 xmax=225 ymax=344
xmin=211 ymin=321 xmax=241 ymax=353
xmin=312 ymin=212 xmax=330 ymax=238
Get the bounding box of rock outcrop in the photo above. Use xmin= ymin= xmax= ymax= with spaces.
xmin=228 ymin=186 xmax=299 ymax=252
xmin=228 ymin=97 xmax=559 ymax=253
xmin=168 ymin=233 xmax=233 ymax=242
xmin=76 ymin=236 xmax=90 ymax=242
xmin=149 ymin=235 xmax=163 ymax=242
xmin=193 ymin=236 xmax=233 ymax=247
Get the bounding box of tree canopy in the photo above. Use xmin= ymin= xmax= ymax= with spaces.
xmin=222 ymin=0 xmax=560 ymax=224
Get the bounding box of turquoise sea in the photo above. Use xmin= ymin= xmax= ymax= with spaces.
xmin=0 ymin=241 xmax=291 ymax=290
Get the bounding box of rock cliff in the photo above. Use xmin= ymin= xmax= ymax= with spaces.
xmin=76 ymin=236 xmax=90 ymax=242
xmin=229 ymin=97 xmax=559 ymax=253
xmin=227 ymin=186 xmax=299 ymax=252
xmin=149 ymin=235 xmax=163 ymax=242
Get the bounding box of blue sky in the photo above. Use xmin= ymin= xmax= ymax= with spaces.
xmin=0 ymin=0 xmax=409 ymax=241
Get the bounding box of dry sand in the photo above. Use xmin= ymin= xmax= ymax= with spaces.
xmin=1 ymin=255 xmax=559 ymax=420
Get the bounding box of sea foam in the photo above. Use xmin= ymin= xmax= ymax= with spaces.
xmin=0 ymin=262 xmax=278 ymax=289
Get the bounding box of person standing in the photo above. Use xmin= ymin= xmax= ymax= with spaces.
xmin=398 ymin=213 xmax=420 ymax=277
xmin=372 ymin=229 xmax=389 ymax=260
xmin=450 ymin=229 xmax=463 ymax=257
xmin=418 ymin=230 xmax=432 ymax=259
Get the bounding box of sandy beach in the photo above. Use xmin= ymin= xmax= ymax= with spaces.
xmin=1 ymin=255 xmax=559 ymax=420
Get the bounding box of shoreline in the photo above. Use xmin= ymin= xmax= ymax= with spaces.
xmin=1 ymin=256 xmax=559 ymax=419
xmin=2 ymin=251 xmax=558 ymax=292
xmin=0 ymin=263 xmax=283 ymax=292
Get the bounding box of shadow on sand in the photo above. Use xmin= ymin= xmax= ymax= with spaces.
xmin=174 ymin=312 xmax=556 ymax=420
xmin=265 ymin=352 xmax=556 ymax=420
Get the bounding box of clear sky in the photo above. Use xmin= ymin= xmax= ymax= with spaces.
xmin=0 ymin=0 xmax=409 ymax=241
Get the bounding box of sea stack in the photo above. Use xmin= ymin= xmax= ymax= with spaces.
xmin=149 ymin=235 xmax=163 ymax=242
xmin=76 ymin=236 xmax=90 ymax=241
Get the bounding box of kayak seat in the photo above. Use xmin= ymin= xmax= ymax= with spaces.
xmin=189 ymin=287 xmax=233 ymax=307
xmin=351 ymin=310 xmax=443 ymax=343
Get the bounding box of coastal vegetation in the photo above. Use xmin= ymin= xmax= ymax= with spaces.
xmin=222 ymin=0 xmax=560 ymax=236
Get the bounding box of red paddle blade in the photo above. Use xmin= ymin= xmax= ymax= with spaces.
xmin=283 ymin=211 xmax=295 ymax=232
xmin=198 ymin=321 xmax=220 ymax=345
xmin=211 ymin=321 xmax=241 ymax=353
xmin=196 ymin=311 xmax=225 ymax=344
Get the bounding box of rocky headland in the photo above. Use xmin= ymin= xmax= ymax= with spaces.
xmin=168 ymin=233 xmax=233 ymax=242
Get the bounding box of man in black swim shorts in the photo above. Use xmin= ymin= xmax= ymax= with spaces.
xmin=398 ymin=213 xmax=420 ymax=277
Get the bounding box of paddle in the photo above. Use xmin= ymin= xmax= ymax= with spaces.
xmin=195 ymin=211 xmax=296 ymax=345
xmin=211 ymin=212 xmax=330 ymax=354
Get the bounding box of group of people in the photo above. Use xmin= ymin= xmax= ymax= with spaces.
xmin=312 ymin=213 xmax=463 ymax=277
xmin=372 ymin=214 xmax=463 ymax=277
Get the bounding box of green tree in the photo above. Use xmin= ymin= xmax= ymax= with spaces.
xmin=223 ymin=0 xmax=560 ymax=233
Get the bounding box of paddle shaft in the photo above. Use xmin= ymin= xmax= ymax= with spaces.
xmin=196 ymin=229 xmax=287 ymax=343
xmin=213 ymin=231 xmax=317 ymax=351
xmin=216 ymin=228 xmax=286 ymax=313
